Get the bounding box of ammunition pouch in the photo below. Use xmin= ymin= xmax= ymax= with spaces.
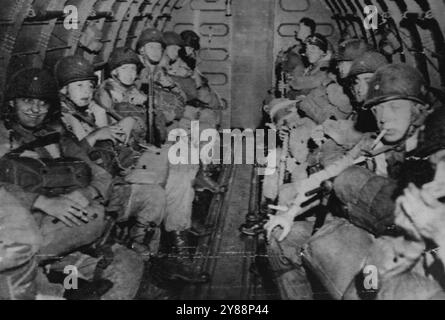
xmin=333 ymin=166 xmax=398 ymax=236
xmin=88 ymin=140 xmax=140 ymax=176
xmin=0 ymin=155 xmax=92 ymax=197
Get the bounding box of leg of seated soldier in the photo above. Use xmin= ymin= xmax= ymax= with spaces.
xmin=0 ymin=187 xmax=41 ymax=300
xmin=378 ymin=271 xmax=444 ymax=300
xmin=344 ymin=260 xmax=444 ymax=300
xmin=342 ymin=235 xmax=439 ymax=300
xmin=262 ymin=169 xmax=279 ymax=203
xmin=109 ymin=182 xmax=166 ymax=253
xmin=164 ymin=164 xmax=199 ymax=234
xmin=196 ymin=124 xmax=224 ymax=193
xmin=160 ymin=163 xmax=213 ymax=283
xmin=126 ymin=184 xmax=166 ymax=250
xmin=36 ymin=200 xmax=107 ymax=259
xmin=267 ymin=221 xmax=315 ymax=300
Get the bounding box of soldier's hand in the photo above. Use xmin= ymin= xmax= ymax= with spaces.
xmin=34 ymin=196 xmax=90 ymax=227
xmin=63 ymin=190 xmax=90 ymax=209
xmin=264 ymin=211 xmax=295 ymax=242
xmin=128 ymin=92 xmax=147 ymax=105
xmin=397 ymin=183 xmax=445 ymax=243
xmin=278 ymin=182 xmax=300 ymax=207
xmin=117 ymin=117 xmax=137 ymax=144
xmin=109 ymin=125 xmax=127 ymax=143
xmin=278 ymin=126 xmax=290 ymax=142
xmin=310 ymin=125 xmax=326 ymax=146
xmin=88 ymin=127 xmax=125 ymax=145
xmin=157 ymin=73 xmax=175 ymax=89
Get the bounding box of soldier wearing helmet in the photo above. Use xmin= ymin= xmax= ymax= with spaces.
xmin=287 ymin=33 xmax=333 ymax=95
xmin=56 ymin=53 xmax=208 ymax=285
xmin=137 ymin=28 xmax=166 ymax=66
xmin=264 ymin=63 xmax=432 ymax=300
xmin=136 ymin=28 xmax=187 ymax=143
xmin=335 ymin=39 xmax=372 ymax=79
xmin=0 ymin=68 xmax=134 ymax=299
xmin=166 ymin=30 xmax=225 ymax=196
xmin=348 ymin=51 xmax=389 ymax=105
xmin=95 ymin=47 xmax=147 ymax=142
xmin=180 ymin=30 xmax=201 ymax=71
xmin=161 ymin=31 xmax=198 ymax=99
xmin=162 ymin=31 xmax=185 ymax=67
xmin=54 ymin=55 xmax=170 ymax=260
xmin=274 ymin=17 xmax=316 ymax=87
xmin=135 ymin=29 xmax=214 ymax=283
xmin=365 ymin=63 xmax=429 ymax=147
xmin=337 ymin=106 xmax=445 ymax=300
xmin=54 ymin=55 xmax=112 ymax=144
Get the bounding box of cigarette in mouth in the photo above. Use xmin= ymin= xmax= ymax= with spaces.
xmin=371 ymin=129 xmax=388 ymax=150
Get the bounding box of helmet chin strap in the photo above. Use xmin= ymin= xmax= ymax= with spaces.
xmin=393 ymin=104 xmax=429 ymax=150
xmin=61 ymin=93 xmax=89 ymax=112
xmin=112 ymin=74 xmax=133 ymax=88
xmin=142 ymin=55 xmax=161 ymax=67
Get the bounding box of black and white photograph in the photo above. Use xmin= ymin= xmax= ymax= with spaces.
xmin=0 ymin=0 xmax=445 ymax=304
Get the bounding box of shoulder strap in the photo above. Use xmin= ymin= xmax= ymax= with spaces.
xmin=8 ymin=131 xmax=60 ymax=155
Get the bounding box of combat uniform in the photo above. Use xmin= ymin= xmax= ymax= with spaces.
xmin=135 ymin=29 xmax=210 ymax=284
xmin=267 ymin=64 xmax=433 ymax=300
xmin=54 ymin=55 xmax=167 ymax=253
xmin=275 ymin=47 xmax=306 ymax=99
xmin=298 ymin=52 xmax=389 ymax=177
xmin=164 ymin=30 xmax=224 ymax=195
xmin=261 ymin=99 xmax=316 ymax=204
xmin=0 ymin=68 xmax=111 ymax=299
xmin=136 ymin=30 xmax=200 ymax=235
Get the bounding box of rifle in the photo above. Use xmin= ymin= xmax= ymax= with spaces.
xmin=269 ymin=154 xmax=369 ymax=217
xmin=376 ymin=0 xmax=406 ymax=63
xmin=413 ymin=0 xmax=445 ymax=87
xmin=146 ymin=72 xmax=156 ymax=145
xmin=393 ymin=0 xmax=429 ymax=83
xmin=278 ymin=71 xmax=288 ymax=98
xmin=278 ymin=127 xmax=289 ymax=187
xmin=270 ymin=126 xmax=395 ymax=214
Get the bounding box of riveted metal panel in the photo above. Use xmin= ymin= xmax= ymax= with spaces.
xmin=199 ymin=23 xmax=229 ymax=37
xmin=230 ymin=0 xmax=275 ymax=129
xmin=199 ymin=48 xmax=229 ymax=61
xmin=190 ymin=0 xmax=226 ymax=12
xmin=279 ymin=0 xmax=310 ymax=12
xmin=278 ymin=22 xmax=334 ymax=38
xmin=202 ymin=72 xmax=228 ymax=86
